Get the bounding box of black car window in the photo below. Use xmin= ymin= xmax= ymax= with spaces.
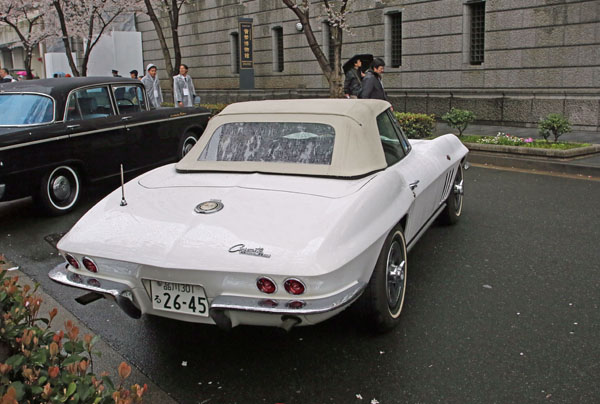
xmin=66 ymin=87 xmax=114 ymax=121
xmin=377 ymin=110 xmax=406 ymax=166
xmin=0 ymin=94 xmax=54 ymax=125
xmin=112 ymin=85 xmax=145 ymax=114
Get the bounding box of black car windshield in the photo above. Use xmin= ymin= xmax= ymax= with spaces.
xmin=0 ymin=94 xmax=54 ymax=126
xmin=198 ymin=122 xmax=335 ymax=165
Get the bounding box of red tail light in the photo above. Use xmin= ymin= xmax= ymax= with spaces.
xmin=65 ymin=254 xmax=79 ymax=269
xmin=257 ymin=277 xmax=276 ymax=294
xmin=284 ymin=279 xmax=305 ymax=295
xmin=82 ymin=257 xmax=98 ymax=273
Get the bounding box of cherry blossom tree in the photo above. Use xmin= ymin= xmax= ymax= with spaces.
xmin=0 ymin=1 xmax=55 ymax=79
xmin=282 ymin=0 xmax=353 ymax=98
xmin=141 ymin=0 xmax=187 ymax=81
xmin=52 ymin=0 xmax=139 ymax=76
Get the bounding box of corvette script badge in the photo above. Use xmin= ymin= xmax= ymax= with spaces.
xmin=229 ymin=244 xmax=271 ymax=258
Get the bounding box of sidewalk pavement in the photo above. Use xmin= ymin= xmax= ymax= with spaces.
xmin=0 ymin=261 xmax=177 ymax=404
xmin=435 ymin=123 xmax=600 ymax=179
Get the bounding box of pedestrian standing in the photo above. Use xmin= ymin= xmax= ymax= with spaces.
xmin=141 ymin=63 xmax=163 ymax=109
xmin=359 ymin=58 xmax=388 ymax=101
xmin=112 ymin=69 xmax=121 ymax=77
xmin=0 ymin=68 xmax=15 ymax=83
xmin=344 ymin=58 xmax=363 ymax=99
xmin=173 ymin=64 xmax=196 ymax=108
xmin=129 ymin=70 xmax=138 ymax=79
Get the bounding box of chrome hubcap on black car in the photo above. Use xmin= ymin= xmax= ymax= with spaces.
xmin=47 ymin=167 xmax=78 ymax=209
xmin=183 ymin=137 xmax=196 ymax=157
xmin=52 ymin=175 xmax=71 ymax=201
xmin=386 ymin=239 xmax=406 ymax=310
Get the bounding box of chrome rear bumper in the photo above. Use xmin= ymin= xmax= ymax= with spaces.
xmin=49 ymin=262 xmax=367 ymax=328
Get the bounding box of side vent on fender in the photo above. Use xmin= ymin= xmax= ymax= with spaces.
xmin=440 ymin=167 xmax=456 ymax=203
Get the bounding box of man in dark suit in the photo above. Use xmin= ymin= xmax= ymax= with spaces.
xmin=359 ymin=58 xmax=388 ymax=101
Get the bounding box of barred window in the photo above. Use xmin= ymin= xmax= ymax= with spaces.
xmin=231 ymin=32 xmax=240 ymax=74
xmin=390 ymin=13 xmax=402 ymax=68
xmin=469 ymin=2 xmax=485 ymax=64
xmin=272 ymin=27 xmax=284 ymax=72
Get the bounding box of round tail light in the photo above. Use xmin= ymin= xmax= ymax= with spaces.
xmin=284 ymin=279 xmax=305 ymax=295
xmin=257 ymin=277 xmax=276 ymax=294
xmin=82 ymin=257 xmax=98 ymax=273
xmin=65 ymin=254 xmax=79 ymax=269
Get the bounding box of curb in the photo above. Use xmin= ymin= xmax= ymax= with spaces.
xmin=464 ymin=142 xmax=600 ymax=158
xmin=467 ymin=150 xmax=600 ymax=179
xmin=0 ymin=260 xmax=178 ymax=404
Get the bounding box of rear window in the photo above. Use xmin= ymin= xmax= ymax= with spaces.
xmin=0 ymin=94 xmax=54 ymax=125
xmin=198 ymin=122 xmax=335 ymax=165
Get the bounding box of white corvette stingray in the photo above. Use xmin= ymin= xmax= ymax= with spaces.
xmin=49 ymin=99 xmax=468 ymax=332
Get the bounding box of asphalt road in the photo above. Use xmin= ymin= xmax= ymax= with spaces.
xmin=1 ymin=167 xmax=599 ymax=404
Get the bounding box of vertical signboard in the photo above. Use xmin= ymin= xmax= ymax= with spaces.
xmin=238 ymin=17 xmax=255 ymax=90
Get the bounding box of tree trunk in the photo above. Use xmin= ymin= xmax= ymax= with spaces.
xmin=24 ymin=48 xmax=33 ymax=79
xmin=52 ymin=1 xmax=80 ymax=76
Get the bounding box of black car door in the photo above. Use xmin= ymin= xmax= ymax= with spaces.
xmin=111 ymin=84 xmax=177 ymax=171
xmin=65 ymin=86 xmax=129 ymax=181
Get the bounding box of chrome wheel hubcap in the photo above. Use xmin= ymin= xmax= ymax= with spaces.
xmin=52 ymin=175 xmax=71 ymax=201
xmin=386 ymin=240 xmax=406 ymax=310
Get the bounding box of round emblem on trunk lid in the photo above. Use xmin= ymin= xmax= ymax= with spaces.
xmin=195 ymin=200 xmax=223 ymax=214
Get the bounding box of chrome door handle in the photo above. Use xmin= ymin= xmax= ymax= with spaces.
xmin=66 ymin=124 xmax=80 ymax=130
xmin=409 ymin=180 xmax=420 ymax=190
xmin=121 ymin=116 xmax=133 ymax=121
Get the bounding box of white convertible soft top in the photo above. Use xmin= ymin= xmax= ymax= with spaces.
xmin=176 ymin=99 xmax=391 ymax=178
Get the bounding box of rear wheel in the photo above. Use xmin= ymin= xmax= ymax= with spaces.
xmin=439 ymin=163 xmax=464 ymax=225
xmin=179 ymin=132 xmax=198 ymax=159
xmin=357 ymin=224 xmax=408 ymax=332
xmin=36 ymin=165 xmax=81 ymax=215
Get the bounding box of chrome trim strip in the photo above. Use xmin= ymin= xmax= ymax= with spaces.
xmin=210 ymin=281 xmax=366 ymax=315
xmin=0 ymin=112 xmax=210 ymax=152
xmin=48 ymin=263 xmax=129 ymax=297
xmin=0 ymin=184 xmax=5 ymax=199
xmin=0 ymin=135 xmax=71 ymax=151
xmin=406 ymin=203 xmax=446 ymax=252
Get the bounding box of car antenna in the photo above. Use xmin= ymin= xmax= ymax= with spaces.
xmin=120 ymin=164 xmax=127 ymax=207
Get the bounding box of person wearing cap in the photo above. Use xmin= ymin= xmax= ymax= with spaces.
xmin=173 ymin=64 xmax=196 ymax=108
xmin=141 ymin=63 xmax=163 ymax=109
xmin=130 ymin=70 xmax=138 ymax=79
xmin=112 ymin=69 xmax=121 ymax=77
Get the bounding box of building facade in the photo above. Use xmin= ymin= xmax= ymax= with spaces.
xmin=136 ymin=0 xmax=599 ymax=130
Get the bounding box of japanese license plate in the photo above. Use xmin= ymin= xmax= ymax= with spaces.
xmin=150 ymin=280 xmax=209 ymax=317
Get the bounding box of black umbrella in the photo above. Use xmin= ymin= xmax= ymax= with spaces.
xmin=343 ymin=54 xmax=373 ymax=73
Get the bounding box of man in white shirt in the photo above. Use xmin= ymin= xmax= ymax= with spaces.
xmin=140 ymin=64 xmax=163 ymax=109
xmin=173 ymin=64 xmax=196 ymax=108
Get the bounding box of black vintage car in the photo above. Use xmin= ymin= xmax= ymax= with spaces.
xmin=0 ymin=77 xmax=210 ymax=214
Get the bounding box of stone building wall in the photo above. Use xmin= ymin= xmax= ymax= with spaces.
xmin=137 ymin=0 xmax=600 ymax=130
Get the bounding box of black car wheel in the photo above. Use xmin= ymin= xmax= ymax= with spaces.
xmin=357 ymin=224 xmax=407 ymax=332
xmin=439 ymin=163 xmax=464 ymax=225
xmin=179 ymin=133 xmax=198 ymax=159
xmin=37 ymin=165 xmax=81 ymax=215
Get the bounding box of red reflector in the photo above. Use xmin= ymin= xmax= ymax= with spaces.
xmin=87 ymin=278 xmax=101 ymax=288
xmin=65 ymin=254 xmax=79 ymax=269
xmin=287 ymin=300 xmax=306 ymax=309
xmin=82 ymin=257 xmax=98 ymax=273
xmin=284 ymin=279 xmax=305 ymax=295
xmin=257 ymin=277 xmax=276 ymax=294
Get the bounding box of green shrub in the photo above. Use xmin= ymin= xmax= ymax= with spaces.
xmin=393 ymin=112 xmax=436 ymax=139
xmin=442 ymin=108 xmax=476 ymax=137
xmin=200 ymin=103 xmax=229 ymax=116
xmin=538 ymin=113 xmax=571 ymax=143
xmin=0 ymin=267 xmax=147 ymax=403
